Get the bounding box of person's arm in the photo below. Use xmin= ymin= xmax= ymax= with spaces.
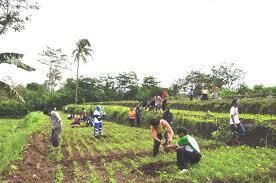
xmin=151 ymin=126 xmax=161 ymax=143
xmin=163 ymin=120 xmax=174 ymax=142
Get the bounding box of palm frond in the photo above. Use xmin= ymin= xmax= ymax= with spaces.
xmin=0 ymin=80 xmax=25 ymax=103
xmin=0 ymin=52 xmax=35 ymax=71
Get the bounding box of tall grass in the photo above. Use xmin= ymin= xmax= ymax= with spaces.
xmin=0 ymin=112 xmax=46 ymax=173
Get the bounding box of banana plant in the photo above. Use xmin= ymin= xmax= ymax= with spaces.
xmin=0 ymin=52 xmax=35 ymax=103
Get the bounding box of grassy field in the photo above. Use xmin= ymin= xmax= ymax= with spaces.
xmin=0 ymin=113 xmax=46 ymax=175
xmin=2 ymin=112 xmax=275 ymax=182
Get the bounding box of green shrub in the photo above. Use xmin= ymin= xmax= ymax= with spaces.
xmin=0 ymin=100 xmax=29 ymax=117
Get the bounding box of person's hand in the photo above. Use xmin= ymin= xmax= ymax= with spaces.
xmin=176 ymin=146 xmax=182 ymax=151
xmin=234 ymin=124 xmax=237 ymax=128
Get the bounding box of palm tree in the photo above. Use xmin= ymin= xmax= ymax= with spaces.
xmin=72 ymin=39 xmax=93 ymax=103
xmin=0 ymin=53 xmax=35 ymax=102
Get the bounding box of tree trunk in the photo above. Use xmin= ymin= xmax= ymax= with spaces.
xmin=75 ymin=59 xmax=80 ymax=103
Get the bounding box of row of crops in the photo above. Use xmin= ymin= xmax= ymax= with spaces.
xmin=66 ymin=104 xmax=276 ymax=147
xmin=3 ymin=112 xmax=274 ymax=182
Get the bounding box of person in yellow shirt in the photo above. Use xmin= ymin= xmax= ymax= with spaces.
xmin=150 ymin=118 xmax=174 ymax=156
xmin=128 ymin=107 xmax=136 ymax=127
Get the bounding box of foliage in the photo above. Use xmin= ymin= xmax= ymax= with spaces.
xmin=211 ymin=62 xmax=246 ymax=89
xmin=0 ymin=0 xmax=39 ymax=34
xmin=0 ymin=100 xmax=28 ymax=117
xmin=66 ymin=104 xmax=276 ymax=147
xmin=72 ymin=38 xmax=93 ymax=103
xmin=0 ymin=112 xmax=46 ymax=173
xmin=38 ymin=46 xmax=68 ymax=92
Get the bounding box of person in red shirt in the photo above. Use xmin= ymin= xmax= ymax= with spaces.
xmin=161 ymin=89 xmax=168 ymax=111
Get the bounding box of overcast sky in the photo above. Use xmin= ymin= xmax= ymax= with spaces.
xmin=0 ymin=0 xmax=276 ymax=87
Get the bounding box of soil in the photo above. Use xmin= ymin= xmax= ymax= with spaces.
xmin=3 ymin=132 xmax=56 ymax=183
xmin=138 ymin=161 xmax=175 ymax=176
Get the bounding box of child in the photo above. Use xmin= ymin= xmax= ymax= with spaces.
xmin=128 ymin=107 xmax=136 ymax=127
xmin=93 ymin=105 xmax=103 ymax=136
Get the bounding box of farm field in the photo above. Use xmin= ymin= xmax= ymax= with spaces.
xmin=1 ymin=112 xmax=275 ymax=182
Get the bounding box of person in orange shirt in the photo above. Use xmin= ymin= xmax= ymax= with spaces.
xmin=128 ymin=107 xmax=136 ymax=127
xmin=150 ymin=118 xmax=174 ymax=156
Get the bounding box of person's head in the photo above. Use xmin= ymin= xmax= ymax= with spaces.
xmin=232 ymin=98 xmax=238 ymax=107
xmin=177 ymin=127 xmax=187 ymax=138
xmin=164 ymin=108 xmax=170 ymax=113
xmin=96 ymin=105 xmax=101 ymax=112
xmin=82 ymin=107 xmax=85 ymax=110
xmin=150 ymin=118 xmax=160 ymax=128
xmin=43 ymin=107 xmax=52 ymax=116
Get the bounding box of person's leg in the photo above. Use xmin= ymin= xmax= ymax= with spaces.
xmin=52 ymin=128 xmax=58 ymax=147
xmin=99 ymin=122 xmax=103 ymax=135
xmin=153 ymin=133 xmax=162 ymax=156
xmin=94 ymin=123 xmax=99 ymax=136
xmin=190 ymin=151 xmax=202 ymax=164
xmin=176 ymin=148 xmax=191 ymax=170
xmin=136 ymin=117 xmax=141 ymax=127
xmin=237 ymin=123 xmax=246 ymax=136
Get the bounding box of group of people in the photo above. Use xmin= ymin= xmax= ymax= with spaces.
xmin=43 ymin=95 xmax=246 ymax=174
xmin=148 ymin=98 xmax=246 ymax=172
xmin=147 ymin=89 xmax=168 ymax=112
xmin=186 ymin=85 xmax=221 ymax=101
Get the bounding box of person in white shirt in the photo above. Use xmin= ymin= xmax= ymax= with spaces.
xmin=93 ymin=105 xmax=104 ymax=137
xmin=43 ymin=107 xmax=62 ymax=147
xmin=230 ymin=99 xmax=246 ymax=144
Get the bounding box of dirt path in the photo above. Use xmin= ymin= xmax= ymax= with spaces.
xmin=3 ymin=132 xmax=56 ymax=183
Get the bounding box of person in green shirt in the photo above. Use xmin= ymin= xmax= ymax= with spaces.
xmin=166 ymin=127 xmax=201 ymax=173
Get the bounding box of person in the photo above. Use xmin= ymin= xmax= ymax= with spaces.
xmin=163 ymin=108 xmax=174 ymax=127
xmin=86 ymin=110 xmax=94 ymax=127
xmin=64 ymin=106 xmax=68 ymax=113
xmin=94 ymin=105 xmax=104 ymax=137
xmin=81 ymin=107 xmax=87 ymax=122
xmin=187 ymin=86 xmax=194 ymax=101
xmin=161 ymin=89 xmax=168 ymax=111
xmin=230 ymin=99 xmax=246 ymax=144
xmin=150 ymin=118 xmax=174 ymax=156
xmin=71 ymin=116 xmax=81 ymax=127
xmin=43 ymin=107 xmax=62 ymax=147
xmin=149 ymin=97 xmax=156 ymax=112
xmin=211 ymin=85 xmax=220 ymax=99
xmin=128 ymin=107 xmax=136 ymax=127
xmin=155 ymin=96 xmax=162 ymax=112
xmin=201 ymin=87 xmax=209 ymax=101
xmin=165 ymin=127 xmax=201 ymax=173
xmin=135 ymin=103 xmax=142 ymax=127
xmin=67 ymin=113 xmax=75 ymax=120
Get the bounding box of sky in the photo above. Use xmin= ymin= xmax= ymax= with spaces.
xmin=0 ymin=0 xmax=276 ymax=87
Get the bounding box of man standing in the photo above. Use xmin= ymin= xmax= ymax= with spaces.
xmin=161 ymin=89 xmax=168 ymax=111
xmin=43 ymin=107 xmax=62 ymax=147
xmin=150 ymin=118 xmax=174 ymax=156
xmin=163 ymin=108 xmax=174 ymax=127
xmin=166 ymin=127 xmax=201 ymax=173
xmin=135 ymin=103 xmax=142 ymax=127
xmin=230 ymin=99 xmax=246 ymax=144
